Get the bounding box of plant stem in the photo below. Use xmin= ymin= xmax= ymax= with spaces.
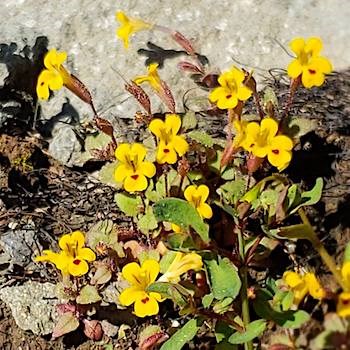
xmin=298 ymin=208 xmax=346 ymax=290
xmin=237 ymin=224 xmax=253 ymax=350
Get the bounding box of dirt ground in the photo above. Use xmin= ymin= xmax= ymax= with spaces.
xmin=0 ymin=69 xmax=349 ymax=349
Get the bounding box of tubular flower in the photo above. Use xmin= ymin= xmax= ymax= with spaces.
xmin=35 ymin=231 xmax=96 ymax=276
xmin=232 ymin=119 xmax=248 ymax=148
xmin=287 ymin=37 xmax=332 ymax=88
xmin=242 ymin=118 xmax=293 ymax=171
xmin=119 ymin=259 xmax=163 ymax=318
xmin=134 ymin=63 xmax=162 ymax=93
xmin=283 ymin=271 xmax=325 ymax=305
xmin=209 ymin=66 xmax=252 ymax=109
xmin=114 ymin=143 xmax=156 ymax=193
xmin=158 ymin=252 xmax=203 ymax=283
xmin=337 ymin=262 xmax=350 ymax=317
xmin=149 ymin=114 xmax=189 ymax=164
xmin=115 ymin=11 xmax=153 ymax=49
xmin=36 ymin=49 xmax=71 ymax=100
xmin=184 ymin=184 xmax=212 ymax=219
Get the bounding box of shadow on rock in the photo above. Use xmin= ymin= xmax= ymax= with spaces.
xmin=0 ymin=36 xmax=48 ymax=134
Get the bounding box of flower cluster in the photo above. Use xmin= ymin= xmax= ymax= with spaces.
xmin=287 ymin=37 xmax=332 ymax=88
xmin=283 ymin=270 xmax=325 ymax=305
xmin=35 ymin=231 xmax=96 ymax=276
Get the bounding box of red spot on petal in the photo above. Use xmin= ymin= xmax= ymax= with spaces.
xmin=131 ymin=174 xmax=139 ymax=180
xmin=163 ymin=148 xmax=170 ymax=153
xmin=73 ymin=259 xmax=81 ymax=265
xmin=141 ymin=297 xmax=150 ymax=304
xmin=226 ymin=95 xmax=232 ymax=99
xmin=308 ymin=69 xmax=316 ymax=75
xmin=343 ymin=298 xmax=350 ymax=305
xmin=272 ymin=149 xmax=279 ymax=155
xmin=40 ymin=82 xmax=45 ymax=86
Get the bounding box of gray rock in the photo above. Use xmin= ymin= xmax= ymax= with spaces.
xmin=0 ymin=222 xmax=39 ymax=267
xmin=48 ymin=124 xmax=82 ymax=166
xmin=0 ymin=100 xmax=22 ymax=128
xmin=0 ymin=281 xmax=58 ymax=335
xmin=1 ymin=0 xmax=348 ymax=122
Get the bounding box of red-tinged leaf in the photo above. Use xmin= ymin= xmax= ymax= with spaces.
xmin=52 ymin=312 xmax=79 ymax=339
xmin=83 ymin=319 xmax=103 ymax=341
xmin=159 ymin=80 xmax=176 ymax=113
xmin=125 ymin=81 xmax=151 ymax=115
xmin=269 ymin=345 xmax=293 ymax=350
xmin=64 ymin=73 xmax=93 ymax=105
xmin=247 ymin=155 xmax=264 ymax=174
xmin=140 ymin=332 xmax=169 ymax=350
xmin=94 ymin=116 xmax=116 ymax=144
xmin=171 ymin=31 xmax=195 ymax=55
xmin=200 ymin=73 xmax=219 ymax=88
xmin=91 ymin=263 xmax=112 ymax=285
xmin=56 ymin=303 xmax=77 ymax=315
xmin=275 ymin=186 xmax=288 ymax=222
xmin=178 ymin=61 xmax=203 ymax=74
xmin=90 ymin=140 xmax=116 ymax=161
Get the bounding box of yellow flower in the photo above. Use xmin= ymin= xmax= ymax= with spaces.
xmin=119 ymin=259 xmax=162 ymax=318
xmin=114 ymin=143 xmax=156 ymax=193
xmin=233 ymin=119 xmax=248 ymax=148
xmin=283 ymin=271 xmax=325 ymax=305
xmin=336 ymin=261 xmax=350 ymax=317
xmin=149 ymin=114 xmax=189 ymax=164
xmin=209 ymin=66 xmax=252 ymax=109
xmin=337 ymin=292 xmax=350 ymax=318
xmin=242 ymin=118 xmax=293 ymax=171
xmin=287 ymin=37 xmax=332 ymax=88
xmin=134 ymin=63 xmax=162 ymax=93
xmin=115 ymin=11 xmax=153 ymax=49
xmin=35 ymin=231 xmax=96 ymax=276
xmin=158 ymin=252 xmax=203 ymax=283
xmin=36 ymin=48 xmax=71 ymax=100
xmin=184 ymin=184 xmax=212 ymax=219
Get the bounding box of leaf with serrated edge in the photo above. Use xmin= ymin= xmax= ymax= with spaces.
xmin=52 ymin=312 xmax=79 ymax=339
xmin=76 ymin=285 xmax=101 ymax=304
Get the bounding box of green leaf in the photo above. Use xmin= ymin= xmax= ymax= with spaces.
xmin=91 ymin=264 xmax=112 ymax=285
xmin=253 ymin=295 xmax=310 ymax=329
xmin=52 ymin=312 xmax=79 ymax=339
xmin=99 ymin=161 xmax=122 ymax=188
xmin=263 ymin=87 xmax=278 ymax=108
xmin=215 ymin=320 xmax=235 ymax=343
xmin=286 ymin=184 xmax=299 ymax=210
xmin=86 ymin=219 xmax=125 ymax=257
xmin=241 ymin=182 xmax=263 ymax=203
xmin=202 ymin=293 xmax=214 ymax=308
xmin=281 ymin=290 xmax=294 ymax=311
xmin=213 ymin=297 xmax=233 ymax=314
xmin=217 ymin=179 xmax=246 ymax=205
xmin=205 ymin=257 xmax=241 ymax=300
xmin=147 ymin=282 xmax=192 ymax=308
xmin=138 ymin=207 xmax=158 ymax=234
xmin=277 ymin=223 xmax=316 ymax=242
xmin=76 ymin=285 xmax=102 ymax=304
xmin=187 ymin=130 xmax=214 ymax=147
xmin=160 ymin=251 xmax=178 ymax=274
xmin=139 ymin=249 xmax=160 ymax=265
xmin=160 ymin=319 xmax=199 ymax=350
xmin=228 ymin=319 xmax=266 ymax=344
xmin=344 ymin=242 xmax=350 ymax=263
xmin=289 ymin=178 xmax=323 ymax=214
xmin=182 ymin=111 xmax=197 ymax=131
xmin=114 ymin=192 xmax=142 ymax=217
xmin=285 ymin=116 xmax=317 ymax=139
xmin=153 ymin=198 xmax=209 ymax=243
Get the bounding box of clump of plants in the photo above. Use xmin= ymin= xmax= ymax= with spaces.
xmin=34 ymin=11 xmax=349 ymax=350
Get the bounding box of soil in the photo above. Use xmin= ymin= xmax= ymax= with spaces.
xmin=0 ymin=68 xmax=349 ymax=349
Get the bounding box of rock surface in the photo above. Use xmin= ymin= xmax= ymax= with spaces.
xmin=0 ymin=281 xmax=58 ymax=335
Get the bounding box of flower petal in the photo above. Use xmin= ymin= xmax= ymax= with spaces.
xmin=305 ymin=37 xmax=322 ymax=56
xmin=139 ymin=161 xmax=156 ymax=178
xmin=119 ymin=286 xmax=143 ymax=306
xmin=184 ymin=185 xmax=197 ymax=203
xmin=134 ymin=293 xmax=159 ymax=317
xmin=198 ymin=203 xmax=213 ymax=219
xmin=270 ymin=135 xmax=293 ymax=151
xmin=149 ymin=119 xmax=165 ymax=138
xmin=217 ymin=94 xmax=238 ymax=110
xmin=77 ymin=247 xmax=96 ymax=262
xmin=209 ymin=86 xmax=225 ymax=103
xmin=141 ymin=259 xmax=160 ymax=284
xmin=71 ymin=231 xmax=85 ymax=249
xmin=131 ymin=143 xmax=147 ymax=162
xmin=261 ymin=118 xmax=278 ymax=139
xmin=289 ymin=38 xmax=305 ymax=56
xmin=124 ymin=173 xmax=148 ymax=192
xmin=337 ymin=292 xmax=350 ymax=318
xmin=115 ymin=143 xmax=131 ymax=163
xmin=68 ymin=258 xmax=89 ymax=276
xmin=304 ymin=273 xmax=325 ymax=300
xmin=58 ymin=233 xmax=73 ymax=252
xmin=287 ymin=60 xmax=302 ymax=79
xmin=156 ymin=142 xmax=177 ymax=164
xmin=165 ymin=114 xmax=182 ymax=136
xmin=44 ymin=49 xmax=67 ymax=70
xmin=122 ymin=262 xmax=142 ymax=286
xmin=173 ymin=136 xmax=189 ymax=157
xmin=237 ymin=85 xmax=252 ymax=101
xmin=312 ymin=56 xmax=332 ymax=74
xmin=115 ymin=164 xmax=129 ymax=183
